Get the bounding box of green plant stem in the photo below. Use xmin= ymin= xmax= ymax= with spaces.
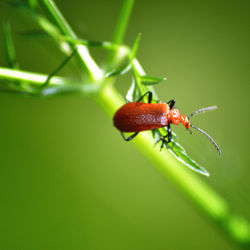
xmin=39 ymin=0 xmax=103 ymax=82
xmin=96 ymin=85 xmax=250 ymax=248
xmin=0 ymin=67 xmax=65 ymax=85
xmin=0 ymin=67 xmax=98 ymax=96
xmin=112 ymin=0 xmax=134 ymax=45
xmin=39 ymin=0 xmax=76 ymax=38
xmin=2 ymin=22 xmax=19 ymax=69
xmin=106 ymin=0 xmax=134 ymax=67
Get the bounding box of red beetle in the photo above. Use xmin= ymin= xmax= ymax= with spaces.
xmin=113 ymin=91 xmax=221 ymax=155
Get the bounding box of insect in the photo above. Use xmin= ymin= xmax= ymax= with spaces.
xmin=113 ymin=91 xmax=221 ymax=155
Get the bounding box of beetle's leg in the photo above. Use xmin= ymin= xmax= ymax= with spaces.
xmin=167 ymin=124 xmax=172 ymax=142
xmin=162 ymin=124 xmax=172 ymax=142
xmin=160 ymin=124 xmax=172 ymax=150
xmin=121 ymin=132 xmax=139 ymax=141
xmin=167 ymin=99 xmax=175 ymax=109
xmin=136 ymin=91 xmax=152 ymax=103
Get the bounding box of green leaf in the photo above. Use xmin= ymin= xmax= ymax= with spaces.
xmin=87 ymin=41 xmax=119 ymax=50
xmin=57 ymin=36 xmax=123 ymax=51
xmin=152 ymin=128 xmax=209 ymax=176
xmin=152 ymin=129 xmax=161 ymax=143
xmin=130 ymin=33 xmax=141 ymax=60
xmin=105 ymin=63 xmax=131 ymax=77
xmin=126 ymin=76 xmax=141 ymax=102
xmin=140 ymin=75 xmax=166 ymax=85
xmin=126 ymin=70 xmax=159 ymax=104
xmin=169 ymin=141 xmax=209 ymax=176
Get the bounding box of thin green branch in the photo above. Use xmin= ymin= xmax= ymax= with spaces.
xmin=38 ymin=0 xmax=104 ymax=82
xmin=0 ymin=67 xmax=65 ymax=85
xmin=38 ymin=0 xmax=76 ymax=38
xmin=0 ymin=67 xmax=98 ymax=96
xmin=106 ymin=0 xmax=134 ymax=67
xmin=112 ymin=0 xmax=134 ymax=45
xmin=2 ymin=21 xmax=19 ymax=69
xmin=42 ymin=49 xmax=77 ymax=88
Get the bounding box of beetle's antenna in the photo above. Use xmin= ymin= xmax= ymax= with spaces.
xmin=188 ymin=106 xmax=218 ymax=119
xmin=190 ymin=124 xmax=221 ymax=156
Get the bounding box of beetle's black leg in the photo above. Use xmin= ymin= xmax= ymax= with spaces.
xmin=167 ymin=99 xmax=175 ymax=109
xmin=160 ymin=124 xmax=172 ymax=150
xmin=121 ymin=132 xmax=139 ymax=141
xmin=136 ymin=91 xmax=152 ymax=103
xmin=161 ymin=124 xmax=172 ymax=142
xmin=167 ymin=124 xmax=172 ymax=142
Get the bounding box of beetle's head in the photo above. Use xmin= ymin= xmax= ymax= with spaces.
xmin=169 ymin=109 xmax=190 ymax=128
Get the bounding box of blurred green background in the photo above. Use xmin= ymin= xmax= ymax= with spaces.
xmin=0 ymin=0 xmax=249 ymax=249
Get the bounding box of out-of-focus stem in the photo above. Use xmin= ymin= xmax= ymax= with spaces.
xmin=39 ymin=0 xmax=103 ymax=82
